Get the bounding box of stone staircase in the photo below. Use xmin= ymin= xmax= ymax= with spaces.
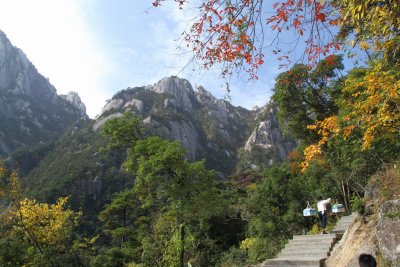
xmin=259 ymin=213 xmax=357 ymax=267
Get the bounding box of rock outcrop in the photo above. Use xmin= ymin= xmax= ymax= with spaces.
xmin=90 ymin=77 xmax=298 ymax=174
xmin=92 ymin=76 xmax=260 ymax=174
xmin=60 ymin=92 xmax=86 ymax=116
xmin=240 ymin=102 xmax=297 ymax=171
xmin=376 ymin=199 xmax=400 ymax=266
xmin=149 ymin=77 xmax=195 ymax=113
xmin=0 ymin=30 xmax=86 ymax=155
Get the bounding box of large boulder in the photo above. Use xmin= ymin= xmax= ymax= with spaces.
xmin=376 ymin=199 xmax=400 ymax=266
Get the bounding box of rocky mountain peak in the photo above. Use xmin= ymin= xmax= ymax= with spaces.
xmin=60 ymin=92 xmax=86 ymax=116
xmin=0 ymin=31 xmax=53 ymax=100
xmin=0 ymin=30 xmax=87 ymax=155
xmin=241 ymin=101 xmax=297 ymax=170
xmin=148 ymin=76 xmax=195 ymax=112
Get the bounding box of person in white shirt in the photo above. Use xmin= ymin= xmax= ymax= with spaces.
xmin=317 ymin=196 xmax=331 ymax=234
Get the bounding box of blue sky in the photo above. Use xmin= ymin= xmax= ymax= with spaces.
xmin=1 ymin=1 xmax=353 ymax=118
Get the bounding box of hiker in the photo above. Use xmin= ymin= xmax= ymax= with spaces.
xmin=358 ymin=254 xmax=377 ymax=267
xmin=317 ymin=196 xmax=331 ymax=234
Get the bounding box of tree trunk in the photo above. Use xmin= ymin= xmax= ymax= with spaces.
xmin=346 ymin=180 xmax=351 ymax=215
xmin=180 ymin=224 xmax=185 ymax=267
xmin=122 ymin=205 xmax=126 ymax=247
xmin=341 ymin=180 xmax=350 ymax=215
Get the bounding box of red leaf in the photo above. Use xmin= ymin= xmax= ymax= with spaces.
xmin=316 ymin=12 xmax=326 ymax=22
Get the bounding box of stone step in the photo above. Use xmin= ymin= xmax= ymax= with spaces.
xmin=336 ymin=220 xmax=353 ymax=225
xmin=262 ymin=264 xmax=320 ymax=267
xmin=332 ymin=226 xmax=349 ymax=231
xmin=338 ymin=216 xmax=354 ymax=220
xmin=263 ymin=266 xmax=319 ymax=267
xmin=292 ymin=234 xmax=338 ymax=240
xmin=330 ymin=230 xmax=346 ymax=235
xmin=288 ymin=239 xmax=334 ymax=246
xmin=262 ymin=258 xmax=324 ymax=266
xmin=285 ymin=241 xmax=333 ymax=248
xmin=258 ymin=213 xmax=357 ymax=267
xmin=278 ymin=251 xmax=329 ymax=258
xmin=335 ymin=221 xmax=353 ymax=225
xmin=333 ymin=225 xmax=349 ymax=228
xmin=333 ymin=225 xmax=351 ymax=230
xmin=337 ymin=216 xmax=355 ymax=222
xmin=280 ymin=247 xmax=331 ymax=254
xmin=283 ymin=244 xmax=332 ymax=251
xmin=338 ymin=218 xmax=353 ymax=222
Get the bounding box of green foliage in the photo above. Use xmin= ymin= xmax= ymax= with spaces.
xmin=217 ymin=246 xmax=247 ymax=267
xmin=273 ymin=55 xmax=343 ymax=143
xmin=100 ymin=114 xmax=229 ymax=266
xmin=102 ymin=112 xmax=143 ymax=150
xmin=10 ymin=142 xmax=55 ymax=176
xmin=98 ymin=189 xmax=141 ymax=250
xmin=350 ymin=194 xmax=365 ymax=214
xmin=23 ymin=118 xmax=133 ymax=239
xmin=91 ymin=247 xmax=137 ymax=267
xmin=242 ymin=164 xmax=311 ymax=262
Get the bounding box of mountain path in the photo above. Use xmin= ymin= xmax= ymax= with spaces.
xmin=258 ymin=212 xmax=357 ymax=267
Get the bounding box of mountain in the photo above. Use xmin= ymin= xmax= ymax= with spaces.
xmin=0 ymin=30 xmax=86 ymax=159
xmin=93 ymin=77 xmax=255 ymax=175
xmin=0 ymin=29 xmax=296 ymax=218
xmin=93 ymin=77 xmax=297 ymax=173
xmin=24 ymin=77 xmax=297 ymax=212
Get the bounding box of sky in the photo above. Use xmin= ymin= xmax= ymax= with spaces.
xmin=0 ymin=1 xmax=287 ymax=118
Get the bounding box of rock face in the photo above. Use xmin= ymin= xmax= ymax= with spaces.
xmin=91 ymin=76 xmax=294 ymax=174
xmin=93 ymin=77 xmax=257 ymax=171
xmin=376 ymin=199 xmax=400 ymax=266
xmin=60 ymin=92 xmax=86 ymax=116
xmin=149 ymin=77 xmax=195 ymax=113
xmin=0 ymin=30 xmax=86 ymax=155
xmin=240 ymin=102 xmax=297 ymax=171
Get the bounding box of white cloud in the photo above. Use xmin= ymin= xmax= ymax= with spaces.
xmin=0 ymin=0 xmax=110 ymax=118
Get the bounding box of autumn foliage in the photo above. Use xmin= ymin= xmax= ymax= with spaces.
xmin=154 ymin=0 xmax=399 ymax=172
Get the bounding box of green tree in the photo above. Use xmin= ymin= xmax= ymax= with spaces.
xmin=101 ymin=115 xmax=227 ymax=266
xmin=128 ymin=137 xmax=225 ymax=267
xmin=273 ymin=55 xmax=343 ymax=143
xmin=99 ymin=189 xmax=139 ymax=248
xmin=102 ymin=112 xmax=143 ymax=150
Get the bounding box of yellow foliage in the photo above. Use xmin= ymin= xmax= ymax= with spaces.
xmin=246 ymin=183 xmax=257 ymax=191
xmin=0 ymin=161 xmax=82 ymax=254
xmin=301 ymin=62 xmax=399 ymax=172
xmin=10 ymin=197 xmax=81 ymax=247
xmin=339 ymin=0 xmax=400 ymax=63
xmin=8 ymin=171 xmax=22 ymax=201
xmin=302 ymin=116 xmax=339 ymax=172
xmin=240 ymin=237 xmax=256 ymax=251
xmin=342 ymin=64 xmax=400 ymax=149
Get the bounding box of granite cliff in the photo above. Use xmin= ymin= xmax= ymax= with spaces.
xmin=0 ymin=30 xmax=86 ymax=156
